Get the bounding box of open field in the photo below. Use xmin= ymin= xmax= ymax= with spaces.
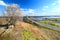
xmin=0 ymin=18 xmax=60 ymax=40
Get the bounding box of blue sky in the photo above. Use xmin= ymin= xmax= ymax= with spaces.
xmin=0 ymin=0 xmax=60 ymax=16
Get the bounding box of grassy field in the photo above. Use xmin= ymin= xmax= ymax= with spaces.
xmin=0 ymin=21 xmax=60 ymax=40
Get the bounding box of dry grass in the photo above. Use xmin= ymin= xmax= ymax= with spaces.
xmin=0 ymin=21 xmax=60 ymax=40
xmin=18 ymin=21 xmax=60 ymax=40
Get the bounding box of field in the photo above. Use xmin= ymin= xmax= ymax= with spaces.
xmin=0 ymin=18 xmax=60 ymax=40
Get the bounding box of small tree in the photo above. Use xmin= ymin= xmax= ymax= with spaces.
xmin=3 ymin=4 xmax=23 ymax=26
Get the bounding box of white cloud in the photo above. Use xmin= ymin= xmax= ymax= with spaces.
xmin=0 ymin=1 xmax=7 ymax=6
xmin=40 ymin=12 xmax=60 ymax=16
xmin=21 ymin=8 xmax=60 ymax=16
xmin=44 ymin=6 xmax=49 ymax=8
xmin=41 ymin=7 xmax=60 ymax=16
xmin=42 ymin=6 xmax=49 ymax=11
xmin=57 ymin=0 xmax=60 ymax=3
xmin=41 ymin=3 xmax=60 ymax=16
xmin=21 ymin=7 xmax=60 ymax=16
xmin=21 ymin=8 xmax=35 ymax=13
xmin=28 ymin=9 xmax=35 ymax=13
xmin=42 ymin=8 xmax=46 ymax=11
xmin=51 ymin=7 xmax=60 ymax=13
xmin=52 ymin=3 xmax=56 ymax=6
xmin=20 ymin=8 xmax=36 ymax=16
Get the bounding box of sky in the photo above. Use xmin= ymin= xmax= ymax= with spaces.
xmin=0 ymin=0 xmax=60 ymax=16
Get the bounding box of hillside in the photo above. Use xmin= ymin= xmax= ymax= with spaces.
xmin=0 ymin=21 xmax=60 ymax=40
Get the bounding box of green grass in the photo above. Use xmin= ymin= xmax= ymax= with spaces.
xmin=20 ymin=29 xmax=40 ymax=40
xmin=50 ymin=23 xmax=57 ymax=26
xmin=30 ymin=21 xmax=60 ymax=33
xmin=40 ymin=26 xmax=60 ymax=33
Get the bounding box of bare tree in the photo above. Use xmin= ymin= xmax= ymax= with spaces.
xmin=3 ymin=4 xmax=23 ymax=27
